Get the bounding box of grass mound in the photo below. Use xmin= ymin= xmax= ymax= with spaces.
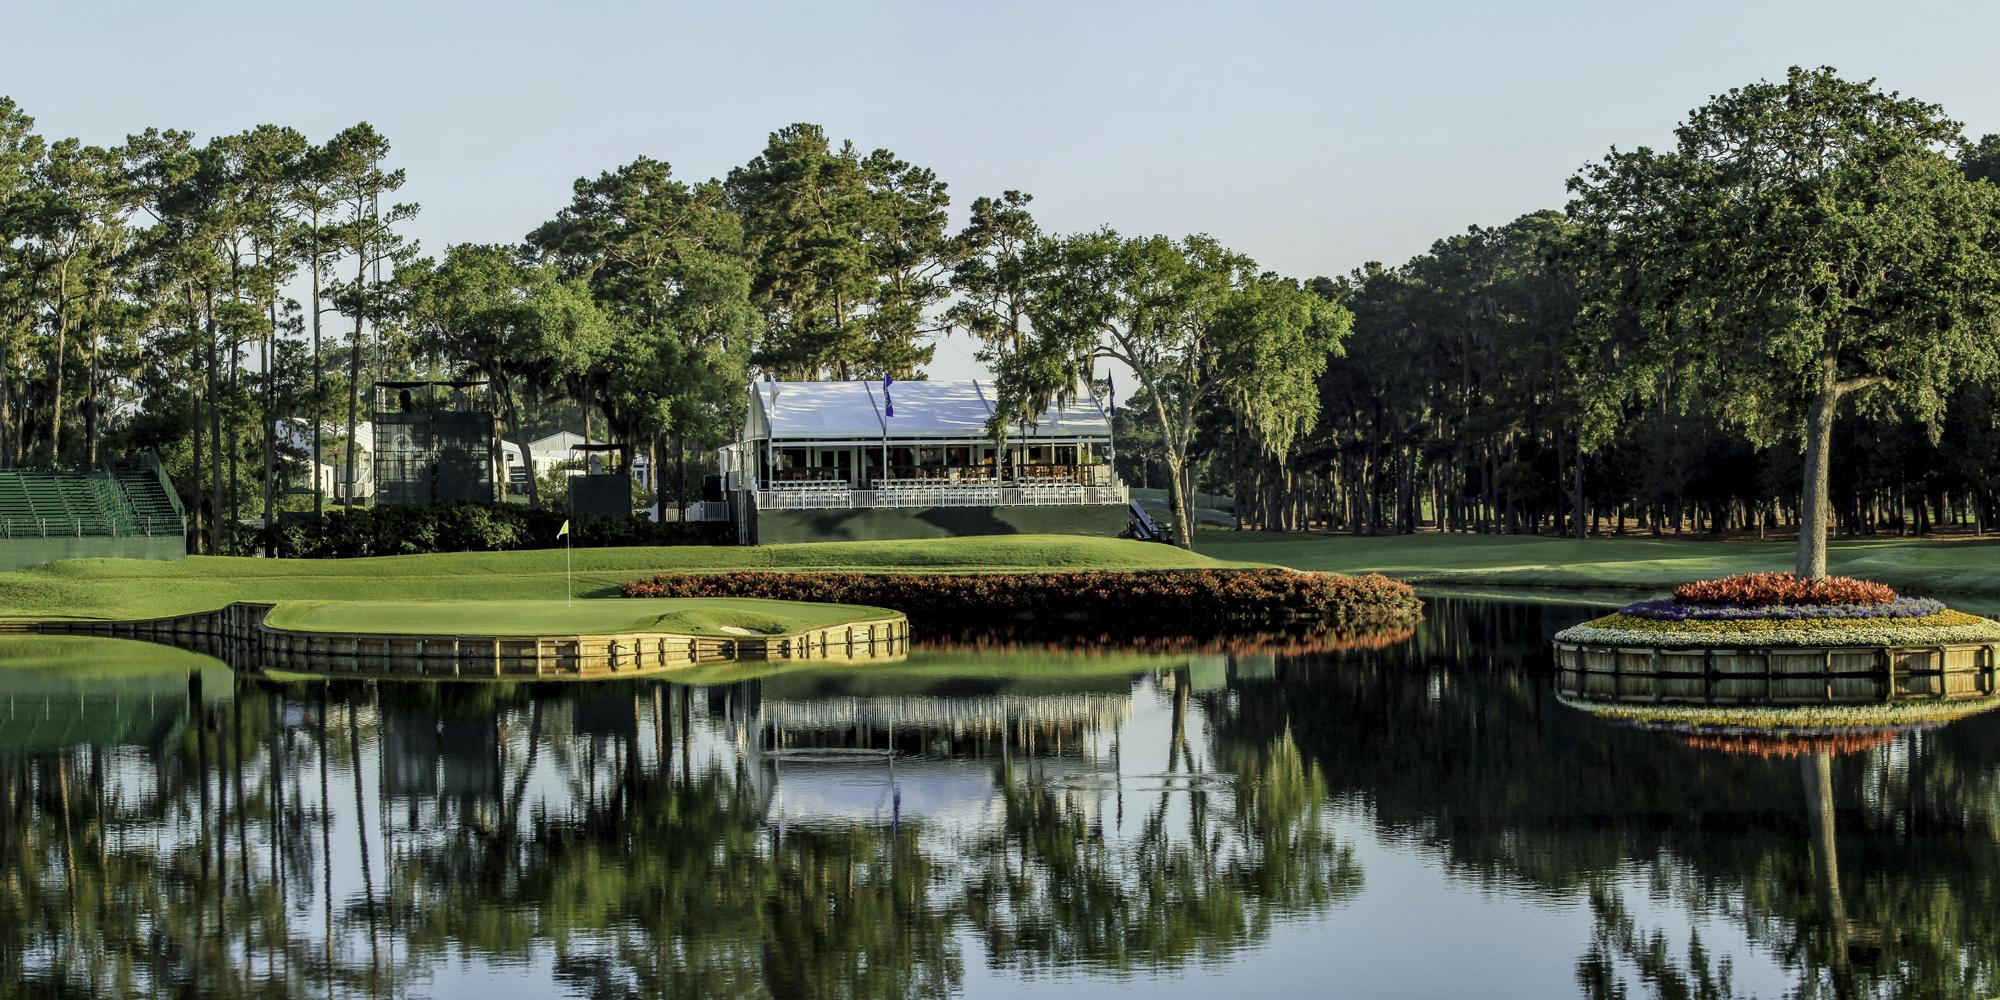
xmin=260 ymin=598 xmax=894 ymax=639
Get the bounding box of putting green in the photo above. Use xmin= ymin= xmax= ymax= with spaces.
xmin=259 ymin=597 xmax=896 ymax=639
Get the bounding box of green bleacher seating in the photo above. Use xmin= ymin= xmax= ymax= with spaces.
xmin=0 ymin=463 xmax=183 ymax=539
xmin=115 ymin=468 xmax=183 ymax=535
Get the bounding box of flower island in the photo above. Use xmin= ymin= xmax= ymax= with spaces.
xmin=1554 ymin=573 xmax=2000 ymax=709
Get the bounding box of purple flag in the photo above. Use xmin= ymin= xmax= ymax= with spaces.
xmin=883 ymin=375 xmax=894 ymax=418
xmin=1106 ymin=372 xmax=1115 ymax=416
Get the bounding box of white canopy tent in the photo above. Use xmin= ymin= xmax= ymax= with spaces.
xmin=725 ymin=378 xmax=1124 ymax=510
xmin=743 ymin=378 xmax=1110 ymax=443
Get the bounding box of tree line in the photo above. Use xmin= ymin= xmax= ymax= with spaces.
xmin=8 ymin=67 xmax=2000 ymax=575
xmin=0 ymin=111 xmax=1051 ymax=550
xmin=1073 ymin=67 xmax=2000 ymax=577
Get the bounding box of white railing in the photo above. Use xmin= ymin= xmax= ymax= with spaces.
xmin=940 ymin=484 xmax=1001 ymax=507
xmin=873 ymin=478 xmax=945 ymax=507
xmin=1018 ymin=483 xmax=1084 ymax=506
xmin=766 ymin=481 xmax=854 ymax=509
xmin=755 ymin=483 xmax=1128 ymax=511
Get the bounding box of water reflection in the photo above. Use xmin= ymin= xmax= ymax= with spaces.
xmin=0 ymin=601 xmax=1995 ymax=998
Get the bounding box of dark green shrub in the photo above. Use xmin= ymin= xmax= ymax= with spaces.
xmin=621 ymin=568 xmax=1422 ymax=635
xmin=260 ymin=501 xmax=729 ymax=557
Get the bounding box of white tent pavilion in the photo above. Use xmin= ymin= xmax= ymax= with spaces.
xmin=723 ymin=378 xmax=1125 ymax=511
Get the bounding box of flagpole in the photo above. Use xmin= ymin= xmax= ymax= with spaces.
xmin=558 ymin=517 xmax=573 ymax=605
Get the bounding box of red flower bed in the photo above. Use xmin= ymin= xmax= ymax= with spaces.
xmin=942 ymin=622 xmax=1420 ymax=656
xmin=621 ymin=568 xmax=1423 ymax=636
xmin=1671 ymin=572 xmax=1896 ymax=608
xmin=1678 ymin=730 xmax=1898 ymax=759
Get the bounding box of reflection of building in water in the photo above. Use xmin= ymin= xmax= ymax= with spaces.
xmin=571 ymin=687 xmax=641 ymax=744
xmin=752 ymin=690 xmax=1132 ymax=826
xmin=760 ymin=692 xmax=1130 ymax=757
xmin=380 ymin=706 xmax=501 ymax=828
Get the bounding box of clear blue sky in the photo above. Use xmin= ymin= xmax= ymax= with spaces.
xmin=8 ymin=0 xmax=2000 ymax=377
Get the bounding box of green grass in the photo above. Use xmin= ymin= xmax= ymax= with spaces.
xmin=1196 ymin=531 xmax=2000 ymax=598
xmin=260 ymin=597 xmax=891 ymax=638
xmin=0 ymin=535 xmax=1243 ymax=622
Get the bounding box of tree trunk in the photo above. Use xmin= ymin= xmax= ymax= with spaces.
xmin=262 ymin=263 xmax=278 ymax=550
xmin=84 ymin=295 xmax=101 ymax=467
xmin=653 ymin=434 xmax=667 ymax=523
xmin=207 ymin=284 xmax=224 ymax=554
xmin=1796 ymin=364 xmax=1839 ymax=580
xmin=1162 ymin=450 xmax=1194 ymax=550
xmin=48 ymin=294 xmax=67 ymax=466
xmin=310 ymin=237 xmax=325 ymax=522
xmin=344 ymin=251 xmax=365 ymax=510
xmin=498 ymin=376 xmax=540 ymax=510
xmin=0 ymin=320 xmax=11 ymax=469
xmin=1801 ymin=752 xmax=1851 ymax=976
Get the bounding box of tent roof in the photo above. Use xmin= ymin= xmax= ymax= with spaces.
xmin=750 ymin=379 xmax=1110 ymax=442
xmin=527 ymin=430 xmax=594 ymax=452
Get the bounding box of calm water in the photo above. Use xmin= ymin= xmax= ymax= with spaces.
xmin=1 ymin=599 xmax=1995 ymax=999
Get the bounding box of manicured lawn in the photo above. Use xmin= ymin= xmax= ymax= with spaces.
xmin=260 ymin=597 xmax=892 ymax=638
xmin=1196 ymin=531 xmax=2000 ymax=596
xmin=0 ymin=535 xmax=1244 ymax=622
xmin=9 ymin=527 xmax=2000 ymax=625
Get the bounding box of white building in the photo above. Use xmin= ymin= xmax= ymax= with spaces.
xmin=722 ymin=378 xmax=1134 ymax=542
xmin=500 ymin=430 xmax=656 ymax=496
xmin=275 ymin=418 xmax=373 ymax=500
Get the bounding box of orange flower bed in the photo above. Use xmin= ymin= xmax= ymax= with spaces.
xmin=1678 ymin=729 xmax=1899 ymax=758
xmin=939 ymin=622 xmax=1420 ymax=656
xmin=621 ymin=568 xmax=1423 ymax=635
xmin=1672 ymin=572 xmax=1896 ymax=608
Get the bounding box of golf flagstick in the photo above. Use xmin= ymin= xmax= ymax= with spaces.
xmin=559 ymin=518 xmax=572 ymax=605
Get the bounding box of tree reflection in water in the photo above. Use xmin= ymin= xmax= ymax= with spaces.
xmin=1208 ymin=598 xmax=2000 ymax=1000
xmin=0 ymin=642 xmax=1361 ymax=998
xmin=3 ymin=601 xmax=1998 ymax=998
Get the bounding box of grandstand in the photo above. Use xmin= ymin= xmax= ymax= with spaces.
xmin=0 ymin=459 xmax=186 ymax=571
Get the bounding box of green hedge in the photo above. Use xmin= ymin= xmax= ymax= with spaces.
xmin=260 ymin=501 xmax=730 ymax=558
xmin=621 ymin=568 xmax=1423 ymax=636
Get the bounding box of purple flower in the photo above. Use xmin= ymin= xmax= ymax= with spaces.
xmin=1619 ymin=597 xmax=1945 ymax=621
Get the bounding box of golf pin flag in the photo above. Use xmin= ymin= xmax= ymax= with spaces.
xmin=557 ymin=519 xmax=570 ymax=539
xmin=883 ymin=374 xmax=894 ymax=418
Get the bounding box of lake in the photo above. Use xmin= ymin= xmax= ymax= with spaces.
xmin=0 ymin=598 xmax=1993 ymax=999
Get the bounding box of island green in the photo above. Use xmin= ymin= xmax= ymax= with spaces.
xmin=259 ymin=598 xmax=891 ymax=639
xmin=0 ymin=535 xmax=1244 ymax=622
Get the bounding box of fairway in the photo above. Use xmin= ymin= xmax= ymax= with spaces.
xmin=9 ymin=530 xmax=2000 ymax=625
xmin=0 ymin=535 xmax=1244 ymax=622
xmin=259 ymin=598 xmax=892 ymax=638
xmin=1196 ymin=531 xmax=2000 ymax=596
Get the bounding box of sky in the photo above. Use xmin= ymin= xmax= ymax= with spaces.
xmin=8 ymin=0 xmax=2000 ymax=378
